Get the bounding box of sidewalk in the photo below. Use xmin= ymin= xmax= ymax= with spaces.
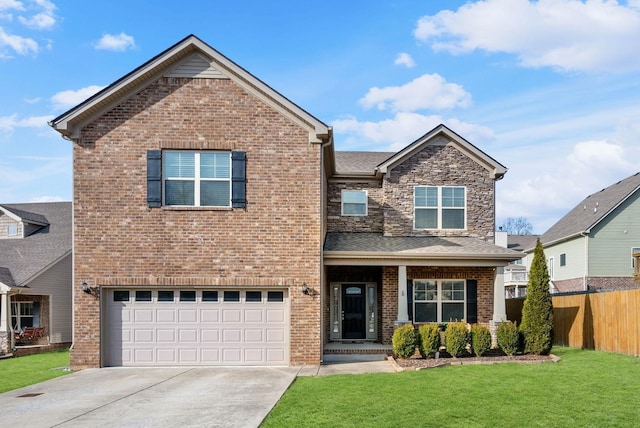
xmin=297 ymin=354 xmax=397 ymax=376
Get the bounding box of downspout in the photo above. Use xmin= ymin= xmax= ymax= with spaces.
xmin=319 ymin=132 xmax=333 ymax=364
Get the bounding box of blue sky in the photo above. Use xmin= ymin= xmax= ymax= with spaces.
xmin=2 ymin=0 xmax=640 ymax=233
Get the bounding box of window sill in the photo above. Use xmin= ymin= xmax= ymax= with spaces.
xmin=161 ymin=206 xmax=233 ymax=211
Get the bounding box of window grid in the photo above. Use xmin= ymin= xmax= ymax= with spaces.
xmin=163 ymin=151 xmax=231 ymax=207
xmin=341 ymin=190 xmax=368 ymax=216
xmin=414 ymin=186 xmax=466 ymax=230
xmin=414 ymin=280 xmax=466 ymax=323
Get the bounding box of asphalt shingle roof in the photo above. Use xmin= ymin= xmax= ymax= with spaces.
xmin=0 ymin=202 xmax=72 ymax=286
xmin=541 ymin=172 xmax=640 ymax=245
xmin=334 ymin=151 xmax=394 ymax=175
xmin=324 ymin=232 xmax=520 ymax=260
xmin=507 ymin=235 xmax=539 ymax=252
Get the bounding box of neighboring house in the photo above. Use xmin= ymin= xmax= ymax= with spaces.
xmin=0 ymin=202 xmax=72 ymax=354
xmin=521 ymin=172 xmax=640 ymax=293
xmin=49 ymin=35 xmax=519 ymax=369
xmin=503 ymin=234 xmax=539 ymax=298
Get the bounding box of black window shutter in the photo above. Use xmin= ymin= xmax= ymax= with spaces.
xmin=466 ymin=279 xmax=478 ymax=324
xmin=407 ymin=279 xmax=413 ymax=322
xmin=147 ymin=150 xmax=162 ymax=207
xmin=231 ymin=151 xmax=246 ymax=208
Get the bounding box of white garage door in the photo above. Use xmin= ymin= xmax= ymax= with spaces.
xmin=104 ymin=289 xmax=289 ymax=366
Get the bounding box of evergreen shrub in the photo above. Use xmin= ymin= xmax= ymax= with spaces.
xmin=417 ymin=324 xmax=441 ymax=358
xmin=392 ymin=323 xmax=417 ymax=359
xmin=471 ymin=324 xmax=492 ymax=357
xmin=496 ymin=321 xmax=520 ymax=356
xmin=444 ymin=322 xmax=469 ymax=357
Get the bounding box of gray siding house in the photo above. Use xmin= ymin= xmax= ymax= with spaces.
xmin=0 ymin=202 xmax=72 ymax=354
xmin=522 ymin=172 xmax=640 ymax=293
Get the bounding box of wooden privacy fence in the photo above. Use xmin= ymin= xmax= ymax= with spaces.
xmin=506 ymin=289 xmax=640 ymax=357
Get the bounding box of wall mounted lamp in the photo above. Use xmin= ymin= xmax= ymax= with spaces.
xmin=81 ymin=280 xmax=99 ymax=298
xmin=302 ymin=282 xmax=309 ymax=295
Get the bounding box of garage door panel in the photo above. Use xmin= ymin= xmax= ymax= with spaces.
xmin=200 ymin=309 xmax=219 ymax=323
xmin=244 ymin=309 xmax=263 ymax=323
xmin=222 ymin=309 xmax=241 ymax=323
xmin=156 ymin=329 xmax=176 ymax=342
xmin=245 ymin=329 xmax=263 ymax=342
xmin=266 ymin=309 xmax=285 ymax=323
xmin=156 ymin=309 xmax=175 ymax=323
xmin=105 ymin=289 xmax=289 ymax=366
xmin=179 ymin=329 xmax=198 ymax=342
xmin=134 ymin=309 xmax=154 ymax=322
xmin=178 ymin=309 xmax=197 ymax=323
xmin=135 ymin=329 xmax=154 ymax=342
xmin=201 ymin=329 xmax=220 ymax=342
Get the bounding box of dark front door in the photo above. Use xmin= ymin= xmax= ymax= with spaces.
xmin=342 ymin=284 xmax=365 ymax=339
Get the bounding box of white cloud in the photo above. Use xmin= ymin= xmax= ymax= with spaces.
xmin=51 ymin=85 xmax=105 ymax=111
xmin=414 ymin=0 xmax=640 ymax=73
xmin=497 ymin=138 xmax=639 ymax=233
xmin=0 ymin=26 xmax=37 ymax=55
xmin=0 ymin=0 xmax=24 ymax=12
xmin=17 ymin=0 xmax=56 ymax=29
xmin=94 ymin=32 xmax=135 ymax=51
xmin=394 ymin=52 xmax=415 ymax=68
xmin=0 ymin=113 xmax=51 ymax=132
xmin=359 ymin=73 xmax=472 ymax=112
xmin=332 ymin=112 xmax=494 ymax=151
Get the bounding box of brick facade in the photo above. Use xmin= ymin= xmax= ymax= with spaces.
xmin=72 ymin=77 xmax=323 ymax=368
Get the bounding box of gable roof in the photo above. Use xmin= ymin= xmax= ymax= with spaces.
xmin=540 ymin=172 xmax=640 ymax=246
xmin=0 ymin=202 xmax=72 ymax=287
xmin=507 ymin=235 xmax=539 ymax=252
xmin=49 ymin=34 xmax=331 ymax=144
xmin=0 ymin=205 xmax=49 ymax=226
xmin=376 ymin=124 xmax=507 ymax=179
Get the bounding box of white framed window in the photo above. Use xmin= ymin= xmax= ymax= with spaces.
xmin=414 ymin=186 xmax=466 ymax=230
xmin=341 ymin=190 xmax=367 ymax=216
xmin=7 ymin=224 xmax=17 ymax=236
xmin=548 ymin=257 xmax=555 ymax=280
xmin=414 ymin=280 xmax=465 ymax=323
xmin=11 ymin=302 xmax=35 ymax=330
xmin=163 ymin=151 xmax=231 ymax=207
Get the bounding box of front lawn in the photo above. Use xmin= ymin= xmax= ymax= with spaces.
xmin=262 ymin=347 xmax=640 ymax=427
xmin=0 ymin=350 xmax=71 ymax=393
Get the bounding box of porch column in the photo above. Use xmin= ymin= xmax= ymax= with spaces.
xmin=0 ymin=292 xmax=8 ymax=354
xmin=493 ymin=266 xmax=507 ymax=322
xmin=396 ymin=265 xmax=409 ymax=324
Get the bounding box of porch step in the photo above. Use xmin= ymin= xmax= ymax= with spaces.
xmin=323 ymin=342 xmax=392 ymax=356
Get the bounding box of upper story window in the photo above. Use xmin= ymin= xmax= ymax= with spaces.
xmin=341 ymin=190 xmax=367 ymax=216
xmin=414 ymin=186 xmax=466 ymax=230
xmin=7 ymin=224 xmax=17 ymax=236
xmin=163 ymin=151 xmax=231 ymax=207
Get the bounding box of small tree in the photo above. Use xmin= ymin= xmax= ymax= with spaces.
xmin=520 ymin=239 xmax=553 ymax=354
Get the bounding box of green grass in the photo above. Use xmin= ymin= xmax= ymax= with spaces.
xmin=0 ymin=350 xmax=71 ymax=393
xmin=262 ymin=347 xmax=640 ymax=427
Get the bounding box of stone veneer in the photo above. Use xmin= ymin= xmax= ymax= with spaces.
xmin=383 ymin=140 xmax=495 ymax=239
xmin=326 ymin=181 xmax=384 ymax=232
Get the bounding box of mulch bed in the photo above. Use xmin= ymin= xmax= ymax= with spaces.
xmin=391 ymin=348 xmax=559 ymax=371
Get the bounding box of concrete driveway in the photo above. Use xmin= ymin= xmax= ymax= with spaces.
xmin=0 ymin=366 xmax=299 ymax=428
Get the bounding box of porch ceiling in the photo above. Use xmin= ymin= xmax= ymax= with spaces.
xmin=323 ymin=232 xmax=521 ymax=266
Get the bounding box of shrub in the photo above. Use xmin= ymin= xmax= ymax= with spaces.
xmin=392 ymin=324 xmax=417 ymax=359
xmin=444 ymin=322 xmax=469 ymax=357
xmin=520 ymin=239 xmax=554 ymax=355
xmin=417 ymin=324 xmax=441 ymax=358
xmin=471 ymin=324 xmax=492 ymax=357
xmin=496 ymin=321 xmax=520 ymax=356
